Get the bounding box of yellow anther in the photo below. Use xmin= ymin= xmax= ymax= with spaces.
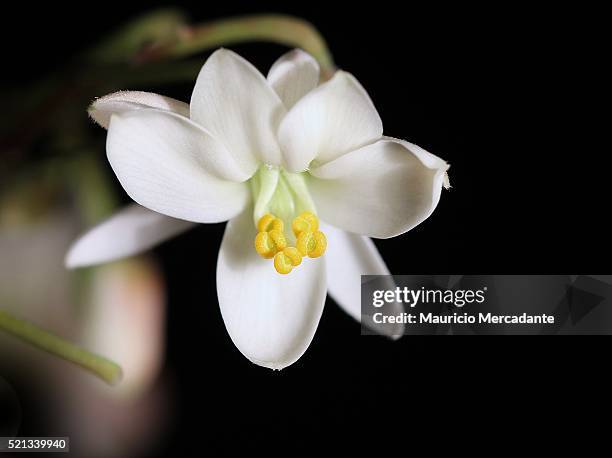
xmin=296 ymin=230 xmax=327 ymax=258
xmin=274 ymin=247 xmax=303 ymax=274
xmin=255 ymin=213 xmax=287 ymax=259
xmin=309 ymin=231 xmax=327 ymax=258
xmin=254 ymin=229 xmax=287 ymax=259
xmin=269 ymin=229 xmax=287 ymax=251
xmin=257 ymin=213 xmax=284 ymax=233
xmin=291 ymin=211 xmax=319 ymax=237
xmin=254 ymin=232 xmax=275 ymax=259
xmin=256 ymin=212 xmax=325 ymax=273
xmin=283 ymin=247 xmax=303 ymax=267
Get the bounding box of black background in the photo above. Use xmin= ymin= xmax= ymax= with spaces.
xmin=1 ymin=1 xmax=605 ymax=455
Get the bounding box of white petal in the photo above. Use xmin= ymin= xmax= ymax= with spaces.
xmin=323 ymin=223 xmax=404 ymax=338
xmin=89 ymin=90 xmax=190 ymax=129
xmin=107 ymin=109 xmax=250 ymax=223
xmin=111 ymin=107 xmax=254 ymax=182
xmin=267 ymin=49 xmax=320 ymax=109
xmin=190 ymin=49 xmax=286 ymax=166
xmin=217 ymin=210 xmax=327 ymax=369
xmin=277 ymin=71 xmax=383 ymax=172
xmin=309 ymin=138 xmax=449 ymax=238
xmin=66 ymin=204 xmax=195 ymax=268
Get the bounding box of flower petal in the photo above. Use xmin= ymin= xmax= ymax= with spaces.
xmin=89 ymin=90 xmax=190 ymax=129
xmin=267 ymin=49 xmax=320 ymax=109
xmin=277 ymin=71 xmax=383 ymax=172
xmin=190 ymin=49 xmax=286 ymax=166
xmin=309 ymin=138 xmax=449 ymax=238
xmin=66 ymin=204 xmax=195 ymax=268
xmin=217 ymin=209 xmax=327 ymax=369
xmin=107 ymin=109 xmax=250 ymax=223
xmin=322 ymin=223 xmax=404 ymax=338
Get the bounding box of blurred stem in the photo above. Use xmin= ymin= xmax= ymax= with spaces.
xmin=87 ymin=8 xmax=187 ymax=64
xmin=138 ymin=14 xmax=336 ymax=77
xmin=0 ymin=309 xmax=122 ymax=385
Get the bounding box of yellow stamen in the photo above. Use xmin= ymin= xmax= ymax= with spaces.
xmin=255 ymin=212 xmax=326 ymax=273
xmin=254 ymin=232 xmax=275 ymax=259
xmin=296 ymin=230 xmax=327 ymax=258
xmin=309 ymin=231 xmax=327 ymax=258
xmin=283 ymin=247 xmax=303 ymax=266
xmin=257 ymin=213 xmax=284 ymax=232
xmin=291 ymin=211 xmax=319 ymax=237
xmin=254 ymin=215 xmax=287 ymax=259
xmin=273 ymin=247 xmax=303 ymax=274
xmin=294 ymin=213 xmax=327 ymax=258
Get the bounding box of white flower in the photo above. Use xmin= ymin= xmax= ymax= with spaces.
xmin=66 ymin=48 xmax=449 ymax=369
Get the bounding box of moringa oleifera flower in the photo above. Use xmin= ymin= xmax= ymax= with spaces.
xmin=66 ymin=48 xmax=450 ymax=369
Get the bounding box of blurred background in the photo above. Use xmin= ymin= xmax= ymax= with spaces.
xmin=0 ymin=1 xmax=606 ymax=456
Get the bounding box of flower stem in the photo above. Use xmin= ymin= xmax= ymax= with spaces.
xmin=0 ymin=309 xmax=122 ymax=385
xmin=137 ymin=14 xmax=337 ymax=77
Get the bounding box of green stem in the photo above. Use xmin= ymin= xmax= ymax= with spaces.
xmin=87 ymin=8 xmax=188 ymax=64
xmin=0 ymin=309 xmax=122 ymax=385
xmin=138 ymin=14 xmax=336 ymax=77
